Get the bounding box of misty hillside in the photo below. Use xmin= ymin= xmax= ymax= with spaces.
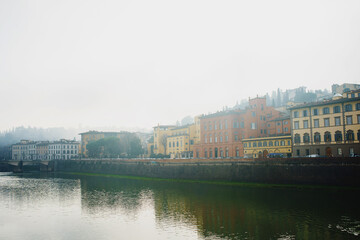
xmin=0 ymin=127 xmax=79 ymax=146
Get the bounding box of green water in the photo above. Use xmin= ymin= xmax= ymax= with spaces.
xmin=0 ymin=172 xmax=359 ymax=240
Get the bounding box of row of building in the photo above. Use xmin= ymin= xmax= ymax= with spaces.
xmin=149 ymin=89 xmax=360 ymax=158
xmin=12 ymin=139 xmax=80 ymax=160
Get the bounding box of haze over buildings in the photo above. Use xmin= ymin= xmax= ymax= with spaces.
xmin=1 ymin=0 xmax=360 ymax=132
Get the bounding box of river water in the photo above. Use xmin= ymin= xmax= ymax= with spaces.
xmin=0 ymin=172 xmax=359 ymax=240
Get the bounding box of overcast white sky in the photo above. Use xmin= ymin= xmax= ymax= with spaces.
xmin=1 ymin=0 xmax=360 ymax=132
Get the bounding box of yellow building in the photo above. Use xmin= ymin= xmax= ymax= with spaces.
xmin=79 ymin=131 xmax=124 ymax=157
xmin=153 ymin=125 xmax=176 ymax=155
xmin=166 ymin=125 xmax=194 ymax=158
xmin=289 ymin=90 xmax=360 ymax=157
xmin=242 ymin=135 xmax=292 ymax=158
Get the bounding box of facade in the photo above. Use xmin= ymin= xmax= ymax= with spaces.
xmin=11 ymin=139 xmax=80 ymax=160
xmin=243 ymin=135 xmax=292 ymax=158
xmin=289 ymin=90 xmax=360 ymax=157
xmin=196 ymin=97 xmax=282 ymax=158
xmin=153 ymin=125 xmax=176 ymax=155
xmin=166 ymin=124 xmax=196 ymax=158
xmin=79 ymin=131 xmax=124 ymax=157
xmin=332 ymin=83 xmax=360 ymax=94
xmin=48 ymin=139 xmax=80 ymax=160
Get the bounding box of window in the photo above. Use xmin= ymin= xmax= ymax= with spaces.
xmin=294 ymin=121 xmax=299 ymax=129
xmin=333 ymin=106 xmax=341 ymax=113
xmin=263 ymin=141 xmax=267 ymax=147
xmin=324 ymin=118 xmax=330 ymax=127
xmin=303 ymin=133 xmax=310 ymax=143
xmin=357 ymin=103 xmax=360 ymax=110
xmin=233 ymin=121 xmax=239 ymax=128
xmin=277 ymin=129 xmax=281 ymax=133
xmin=314 ymin=132 xmax=321 ymax=143
xmin=234 ymin=135 xmax=238 ymax=141
xmin=214 ymin=122 xmax=217 ymax=130
xmin=244 ymin=143 xmax=247 ymax=148
xmin=337 ymin=148 xmax=342 ymax=156
xmin=294 ymin=111 xmax=299 ymax=118
xmin=324 ymin=132 xmax=331 ymax=142
xmin=204 ymin=125 xmax=207 ymax=131
xmin=284 ymin=127 xmax=289 ymax=132
xmin=277 ymin=122 xmax=281 ymax=126
xmin=177 ymin=141 xmax=179 ymax=147
xmin=346 ymin=116 xmax=353 ymax=125
xmin=306 ymin=149 xmax=310 ymax=156
xmin=358 ymin=130 xmax=360 ymax=140
xmin=335 ymin=131 xmax=342 ymax=142
xmin=169 ymin=142 xmax=171 ymax=148
xmin=358 ymin=115 xmax=360 ymax=124
xmin=209 ymin=125 xmax=212 ymax=130
xmin=220 ymin=136 xmax=223 ymax=142
xmin=204 ymin=149 xmax=208 ymax=158
xmin=346 ymin=130 xmax=354 ymax=141
xmin=214 ymin=135 xmax=217 ymax=143
xmin=288 ymin=140 xmax=291 ymax=145
xmin=258 ymin=142 xmax=262 ymax=147
xmin=280 ymin=140 xmax=285 ymax=146
xmin=253 ymin=142 xmax=257 ymax=147
xmin=209 ymin=135 xmax=212 ymax=143
xmin=252 ymin=112 xmax=256 ymax=117
xmin=251 ymin=123 xmax=257 ymax=129
xmin=225 ymin=135 xmax=228 ymax=142
xmin=296 ymin=149 xmax=300 ymax=156
xmin=313 ymin=109 xmax=318 ymax=116
xmin=219 ymin=122 xmax=222 ymax=129
xmin=236 ymin=148 xmax=239 ymax=157
xmin=225 ymin=148 xmax=229 ymax=157
xmin=303 ymin=110 xmax=308 ymax=117
xmin=314 ymin=119 xmax=319 ymax=128
xmin=204 ymin=134 xmax=207 ymax=143
xmin=335 ymin=117 xmax=341 ymax=126
xmin=323 ymin=107 xmax=330 ymax=114
xmin=345 ymin=104 xmax=352 ymax=112
xmin=275 ymin=141 xmax=279 ymax=146
xmin=225 ymin=120 xmax=228 ymax=129
xmin=269 ymin=141 xmax=273 ymax=146
xmin=303 ymin=120 xmax=309 ymax=129
xmin=209 ymin=149 xmax=213 ymax=158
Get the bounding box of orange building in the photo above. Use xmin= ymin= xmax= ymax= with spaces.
xmin=195 ymin=97 xmax=283 ymax=158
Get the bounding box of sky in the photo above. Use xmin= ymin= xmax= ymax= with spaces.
xmin=1 ymin=0 xmax=360 ymax=132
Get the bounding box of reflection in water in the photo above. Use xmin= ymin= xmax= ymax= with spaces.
xmin=0 ymin=172 xmax=359 ymax=240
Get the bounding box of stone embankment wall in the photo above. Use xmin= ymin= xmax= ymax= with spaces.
xmin=55 ymin=158 xmax=360 ymax=187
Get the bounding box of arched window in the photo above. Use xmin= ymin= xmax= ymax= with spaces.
xmin=335 ymin=131 xmax=342 ymax=142
xmin=258 ymin=142 xmax=262 ymax=147
xmin=209 ymin=148 xmax=213 ymax=158
xmin=324 ymin=132 xmax=331 ymax=142
xmin=236 ymin=147 xmax=240 ymax=157
xmin=220 ymin=148 xmax=223 ymax=157
xmin=275 ymin=141 xmax=279 ymax=146
xmin=314 ymin=132 xmax=321 ymax=143
xmin=269 ymin=141 xmax=273 ymax=146
xmin=303 ymin=133 xmax=310 ymax=143
xmin=204 ymin=149 xmax=208 ymax=158
xmin=280 ymin=140 xmax=285 ymax=146
xmin=225 ymin=148 xmax=229 ymax=157
xmin=294 ymin=134 xmax=300 ymax=144
xmin=263 ymin=141 xmax=267 ymax=147
xmin=346 ymin=130 xmax=354 ymax=141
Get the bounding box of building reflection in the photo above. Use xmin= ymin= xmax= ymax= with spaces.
xmin=75 ymin=174 xmax=360 ymax=239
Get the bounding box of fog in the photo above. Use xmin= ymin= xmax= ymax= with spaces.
xmin=1 ymin=0 xmax=359 ymax=131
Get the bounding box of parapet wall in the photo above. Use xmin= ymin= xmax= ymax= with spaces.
xmin=55 ymin=158 xmax=360 ymax=187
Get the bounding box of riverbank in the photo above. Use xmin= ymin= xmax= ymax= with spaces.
xmin=55 ymin=158 xmax=360 ymax=187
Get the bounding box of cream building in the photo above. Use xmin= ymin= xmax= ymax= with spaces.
xmin=243 ymin=135 xmax=292 ymax=158
xmin=289 ymin=90 xmax=360 ymax=157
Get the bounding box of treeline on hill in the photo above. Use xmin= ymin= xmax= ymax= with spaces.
xmin=87 ymin=133 xmax=143 ymax=158
xmin=0 ymin=126 xmax=79 ymax=146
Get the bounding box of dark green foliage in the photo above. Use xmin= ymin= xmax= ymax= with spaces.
xmin=87 ymin=133 xmax=143 ymax=158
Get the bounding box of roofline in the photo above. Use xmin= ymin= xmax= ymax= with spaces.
xmin=288 ymin=96 xmax=360 ymax=110
xmin=242 ymin=135 xmax=292 ymax=141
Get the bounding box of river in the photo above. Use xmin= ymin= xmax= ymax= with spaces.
xmin=0 ymin=172 xmax=359 ymax=239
